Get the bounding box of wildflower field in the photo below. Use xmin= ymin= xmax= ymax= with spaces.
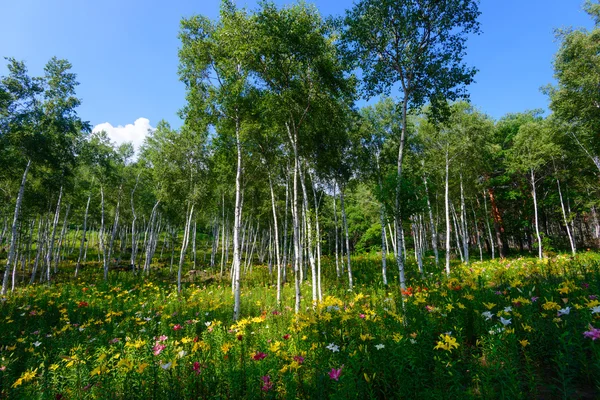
xmin=1 ymin=253 xmax=600 ymax=399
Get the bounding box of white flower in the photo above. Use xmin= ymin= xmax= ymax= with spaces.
xmin=481 ymin=311 xmax=493 ymax=321
xmin=489 ymin=327 xmax=505 ymax=335
xmin=326 ymin=343 xmax=340 ymax=352
xmin=409 ymin=339 xmax=417 ymax=344
xmin=160 ymin=362 xmax=172 ymax=370
xmin=591 ymin=306 xmax=600 ymax=314
xmin=375 ymin=344 xmax=385 ymax=350
xmin=205 ymin=321 xmax=212 ymax=327
xmin=178 ymin=350 xmax=187 ymax=358
xmin=503 ymin=306 xmax=512 ymax=313
xmin=557 ymin=307 xmax=570 ymax=316
xmin=499 ymin=317 xmax=512 ymax=326
xmin=33 ymin=341 xmax=41 ymax=347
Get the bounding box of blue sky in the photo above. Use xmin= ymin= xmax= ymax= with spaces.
xmin=0 ymin=0 xmax=594 ymax=151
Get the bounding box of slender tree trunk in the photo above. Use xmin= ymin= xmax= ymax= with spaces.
xmin=29 ymin=218 xmax=44 ymax=284
xmin=99 ymin=186 xmax=106 ymax=277
xmin=192 ymin=219 xmax=197 ymax=269
xmin=388 ymin=223 xmax=397 ymax=255
xmin=394 ymin=95 xmax=409 ymax=291
xmin=287 ymin=123 xmax=301 ymax=314
xmin=45 ymin=186 xmax=63 ymax=283
xmin=451 ymin=202 xmax=464 ymax=262
xmin=105 ymin=195 xmax=120 ymax=280
xmin=423 ymin=174 xmax=439 ymax=266
xmin=310 ymin=172 xmax=322 ymax=301
xmin=0 ymin=216 xmax=7 ymax=250
xmin=557 ymin=178 xmax=576 ymax=255
xmin=144 ymin=200 xmax=160 ymax=274
xmin=269 ymin=173 xmax=282 ymax=305
xmin=177 ymin=204 xmax=194 ymax=293
xmin=54 ymin=204 xmax=70 ymax=273
xmin=482 ymin=190 xmax=495 ymax=259
xmin=299 ymin=166 xmax=317 ymax=305
xmin=232 ymin=115 xmax=243 ymax=321
xmin=472 ymin=203 xmax=483 ymax=261
xmin=460 ymin=174 xmax=469 ymax=265
xmin=531 ymin=170 xmax=542 ymax=260
xmin=445 ymin=148 xmax=451 ymax=276
xmin=339 ymin=183 xmax=353 ymax=290
xmin=131 ymin=173 xmax=140 ymax=271
xmin=332 ymin=184 xmax=340 ymax=278
xmin=282 ymin=179 xmax=289 ymax=284
xmin=380 ymin=202 xmax=388 ymax=286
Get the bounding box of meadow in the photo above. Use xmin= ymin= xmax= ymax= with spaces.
xmin=1 ymin=252 xmax=600 ymax=399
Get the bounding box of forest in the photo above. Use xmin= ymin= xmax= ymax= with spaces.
xmin=1 ymin=0 xmax=600 ymax=398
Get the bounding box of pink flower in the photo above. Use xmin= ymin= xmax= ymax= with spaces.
xmin=110 ymin=337 xmax=120 ymax=344
xmin=153 ymin=343 xmax=166 ymax=356
xmin=192 ymin=361 xmax=201 ymax=375
xmin=173 ymin=324 xmax=183 ymax=331
xmin=261 ymin=375 xmax=273 ymax=391
xmin=328 ymin=366 xmax=343 ymax=381
xmin=584 ymin=325 xmax=600 ymax=341
xmin=359 ymin=314 xmax=366 ymax=319
xmin=253 ymin=351 xmax=267 ymax=361
xmin=272 ymin=310 xmax=281 ymax=315
xmin=158 ymin=335 xmax=168 ymax=342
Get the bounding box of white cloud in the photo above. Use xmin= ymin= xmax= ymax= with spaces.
xmin=92 ymin=117 xmax=154 ymax=155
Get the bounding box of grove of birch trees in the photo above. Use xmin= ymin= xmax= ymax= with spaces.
xmin=2 ymin=0 xmax=600 ymax=320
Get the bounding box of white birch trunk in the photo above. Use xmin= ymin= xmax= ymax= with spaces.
xmin=459 ymin=174 xmax=469 ymax=265
xmin=232 ymin=116 xmax=243 ymax=321
xmin=339 ymin=184 xmax=353 ymax=290
xmin=299 ymin=166 xmax=317 ymax=305
xmin=105 ymin=196 xmax=120 ymax=280
xmin=269 ymin=174 xmax=282 ymax=305
xmin=332 ymin=185 xmax=340 ymax=278
xmin=423 ymin=175 xmax=439 ymax=266
xmin=531 ymin=169 xmax=543 ymax=259
xmin=557 ymin=178 xmax=576 ymax=255
xmin=177 ymin=204 xmax=194 ymax=293
xmin=310 ymin=172 xmax=322 ymax=301
xmin=445 ymin=148 xmax=451 ymax=276
xmin=45 ymin=186 xmax=63 ymax=283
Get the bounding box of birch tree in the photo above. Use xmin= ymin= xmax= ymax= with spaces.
xmin=342 ymin=0 xmax=481 ymax=290
xmin=179 ymin=1 xmax=254 ymax=319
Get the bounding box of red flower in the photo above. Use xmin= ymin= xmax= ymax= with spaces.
xmin=253 ymin=351 xmax=267 ymax=361
xmin=283 ymin=334 xmax=291 ymax=340
xmin=261 ymin=375 xmax=273 ymax=391
xmin=78 ymin=301 xmax=88 ymax=308
xmin=328 ymin=366 xmax=343 ymax=381
xmin=237 ymin=334 xmax=243 ymax=341
xmin=173 ymin=324 xmax=183 ymax=331
xmin=192 ymin=361 xmax=201 ymax=375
